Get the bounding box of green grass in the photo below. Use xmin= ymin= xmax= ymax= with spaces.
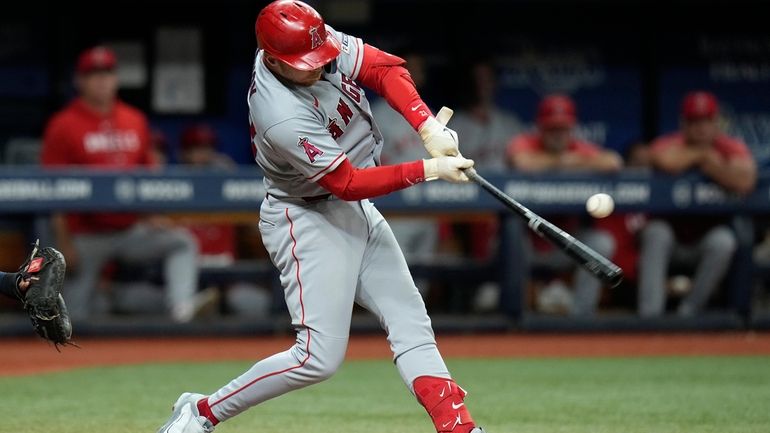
xmin=1 ymin=357 xmax=769 ymax=433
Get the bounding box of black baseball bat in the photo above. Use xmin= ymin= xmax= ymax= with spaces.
xmin=465 ymin=168 xmax=624 ymax=288
xmin=432 ymin=105 xmax=622 ymax=287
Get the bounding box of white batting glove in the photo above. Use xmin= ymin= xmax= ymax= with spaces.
xmin=423 ymin=156 xmax=475 ymax=183
xmin=418 ymin=116 xmax=459 ymax=158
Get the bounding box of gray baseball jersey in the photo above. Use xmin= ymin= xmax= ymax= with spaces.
xmin=248 ymin=26 xmax=383 ymax=198
xmin=202 ymin=27 xmax=453 ymax=423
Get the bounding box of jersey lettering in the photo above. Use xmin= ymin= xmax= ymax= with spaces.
xmin=340 ymin=74 xmax=361 ymax=103
xmin=249 ymin=68 xmax=257 ymax=98
xmin=327 ymin=118 xmax=344 ymax=140
xmin=83 ymin=131 xmax=140 ymax=153
xmin=249 ymin=121 xmax=258 ymax=158
xmin=336 ymin=99 xmax=354 ymax=125
xmin=298 ymin=136 xmax=324 ymax=163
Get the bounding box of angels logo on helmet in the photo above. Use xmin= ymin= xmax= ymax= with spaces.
xmin=309 ymin=26 xmax=323 ymax=50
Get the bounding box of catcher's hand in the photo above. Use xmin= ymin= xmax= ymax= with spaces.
xmin=17 ymin=240 xmax=73 ymax=349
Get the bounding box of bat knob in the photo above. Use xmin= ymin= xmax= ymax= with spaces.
xmin=606 ymin=268 xmax=624 ymax=288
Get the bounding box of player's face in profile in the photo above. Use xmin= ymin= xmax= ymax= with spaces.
xmin=683 ymin=117 xmax=719 ymax=147
xmin=265 ymin=55 xmax=323 ymax=87
xmin=541 ymin=126 xmax=571 ymax=152
xmin=76 ymin=70 xmax=119 ymax=105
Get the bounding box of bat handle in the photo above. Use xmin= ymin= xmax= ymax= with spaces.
xmin=463 ymin=167 xmax=480 ymax=182
xmin=436 ymin=106 xmax=454 ymax=125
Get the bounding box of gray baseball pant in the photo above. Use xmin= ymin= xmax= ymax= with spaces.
xmin=637 ymin=219 xmax=737 ymax=317
xmin=206 ymin=197 xmax=450 ymax=422
xmin=64 ymin=223 xmax=199 ymax=320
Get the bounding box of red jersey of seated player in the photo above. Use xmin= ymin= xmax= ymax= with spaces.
xmin=650 ymin=132 xmax=751 ymax=160
xmin=507 ymin=132 xmax=603 ymax=252
xmin=507 ymin=132 xmax=602 ymax=160
xmin=41 ymin=98 xmax=154 ymax=234
xmin=649 ymin=131 xmax=752 ymax=243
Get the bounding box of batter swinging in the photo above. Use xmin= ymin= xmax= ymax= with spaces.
xmin=157 ymin=1 xmax=483 ymax=432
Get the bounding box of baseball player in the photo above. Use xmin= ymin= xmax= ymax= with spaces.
xmin=157 ymin=1 xmax=485 ymax=433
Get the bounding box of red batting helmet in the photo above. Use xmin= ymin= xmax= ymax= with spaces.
xmin=255 ymin=0 xmax=341 ymax=71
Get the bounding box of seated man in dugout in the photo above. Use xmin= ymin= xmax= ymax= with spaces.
xmin=637 ymin=91 xmax=757 ymax=317
xmin=40 ymin=47 xmax=207 ymax=323
xmin=507 ymin=94 xmax=622 ymax=316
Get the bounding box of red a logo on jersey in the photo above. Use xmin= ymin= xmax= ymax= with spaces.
xmin=309 ymin=26 xmax=323 ymax=50
xmin=298 ymin=136 xmax=324 ymax=163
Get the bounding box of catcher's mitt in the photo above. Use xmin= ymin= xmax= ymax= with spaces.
xmin=17 ymin=240 xmax=73 ymax=349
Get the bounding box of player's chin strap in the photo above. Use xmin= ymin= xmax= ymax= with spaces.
xmin=324 ymin=59 xmax=337 ymax=74
xmin=413 ymin=376 xmax=476 ymax=433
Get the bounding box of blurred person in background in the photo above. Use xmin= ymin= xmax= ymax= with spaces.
xmin=452 ymin=58 xmax=523 ymax=171
xmin=508 ymin=94 xmax=622 ymax=316
xmin=179 ymin=124 xmax=236 ymax=169
xmin=150 ymin=129 xmax=169 ymax=166
xmin=174 ymin=124 xmax=270 ymax=317
xmin=446 ymin=59 xmax=524 ymax=312
xmin=638 ymin=91 xmax=757 ymax=317
xmin=590 ymin=141 xmax=652 ymax=310
xmin=40 ymin=46 xmax=205 ymax=323
xmin=370 ymin=51 xmax=439 ymax=271
xmin=509 ymin=95 xmax=623 ymax=172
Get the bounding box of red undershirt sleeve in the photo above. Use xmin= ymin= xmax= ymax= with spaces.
xmin=355 ymin=44 xmax=432 ymax=130
xmin=317 ymin=158 xmax=426 ymax=201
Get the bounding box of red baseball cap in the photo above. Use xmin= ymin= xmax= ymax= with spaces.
xmin=681 ymin=91 xmax=719 ymax=120
xmin=181 ymin=124 xmax=218 ymax=151
xmin=537 ymin=94 xmax=577 ymax=128
xmin=76 ymin=46 xmax=117 ymax=74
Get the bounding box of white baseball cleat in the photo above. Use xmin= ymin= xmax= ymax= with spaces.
xmin=157 ymin=392 xmax=214 ymax=433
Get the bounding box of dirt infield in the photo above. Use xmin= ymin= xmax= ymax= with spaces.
xmin=2 ymin=332 xmax=770 ymax=376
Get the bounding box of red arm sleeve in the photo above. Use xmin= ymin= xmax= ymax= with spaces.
xmin=356 ymin=44 xmax=432 ymax=130
xmin=317 ymin=158 xmax=425 ymax=201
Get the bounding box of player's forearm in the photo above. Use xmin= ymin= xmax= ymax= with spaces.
xmin=0 ymin=271 xmax=19 ymax=299
xmin=318 ymin=158 xmax=425 ymax=201
xmin=702 ymin=160 xmax=757 ymax=194
xmin=356 ymin=44 xmax=431 ymax=130
xmin=511 ymin=153 xmax=561 ymax=172
xmin=652 ymin=148 xmax=702 ymax=174
xmin=588 ymin=152 xmax=623 ymax=173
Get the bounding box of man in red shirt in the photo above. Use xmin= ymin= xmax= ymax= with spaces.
xmin=508 ymin=95 xmax=622 ymax=172
xmin=41 ymin=46 xmax=202 ymax=323
xmin=179 ymin=124 xmax=236 ymax=169
xmin=507 ymin=95 xmax=622 ymax=316
xmin=638 ymin=91 xmax=757 ymax=317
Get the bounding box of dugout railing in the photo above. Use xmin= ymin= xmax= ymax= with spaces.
xmin=0 ymin=168 xmax=769 ymax=335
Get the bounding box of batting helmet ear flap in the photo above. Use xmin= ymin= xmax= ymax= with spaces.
xmin=323 ymin=59 xmax=337 ymax=74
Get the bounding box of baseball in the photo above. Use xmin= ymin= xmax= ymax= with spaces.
xmin=586 ymin=193 xmax=614 ymax=218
